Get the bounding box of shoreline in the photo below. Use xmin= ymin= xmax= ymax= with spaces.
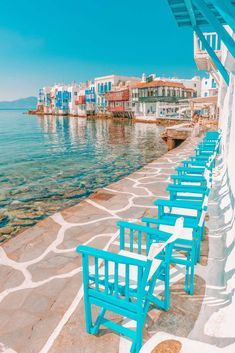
xmin=1 ymin=137 xmax=194 ymax=248
xmin=0 ymin=133 xmax=187 ymax=245
xmin=0 ymin=116 xmax=169 ymax=244
xmin=27 ymin=110 xmax=190 ymax=126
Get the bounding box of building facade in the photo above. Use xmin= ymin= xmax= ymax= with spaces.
xmin=105 ymin=88 xmax=132 ymax=117
xmin=68 ymin=83 xmax=80 ymax=116
xmin=94 ymin=75 xmax=139 ymax=113
xmin=131 ymin=79 xmax=195 ymax=119
xmin=37 ymin=74 xmax=209 ymax=119
xmin=85 ymin=83 xmax=96 ymax=115
xmin=201 ymin=74 xmax=218 ymax=97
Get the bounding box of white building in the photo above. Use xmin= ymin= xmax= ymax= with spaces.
xmin=40 ymin=86 xmax=52 ymax=114
xmin=94 ymin=75 xmax=139 ymax=112
xmin=201 ymin=74 xmax=218 ymax=97
xmin=131 ymin=78 xmax=195 ymax=120
xmin=68 ymin=83 xmax=80 ymax=116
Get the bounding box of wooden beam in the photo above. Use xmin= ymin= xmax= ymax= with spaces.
xmin=184 ymin=0 xmax=197 ymax=26
xmin=213 ymin=0 xmax=235 ymax=34
xmin=193 ymin=0 xmax=235 ymax=59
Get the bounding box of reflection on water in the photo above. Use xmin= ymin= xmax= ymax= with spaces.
xmin=0 ymin=111 xmax=167 ymax=240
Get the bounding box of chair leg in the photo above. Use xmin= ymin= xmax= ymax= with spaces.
xmin=197 ymin=240 xmax=201 ymax=263
xmin=184 ymin=257 xmax=190 ymax=293
xmin=164 ymin=264 xmax=170 ymax=311
xmin=84 ymin=295 xmax=93 ymax=334
xmin=189 ymin=248 xmax=195 ymax=295
xmin=92 ymin=307 xmax=106 ymax=335
xmin=132 ymin=318 xmax=144 ymax=353
xmin=183 ymin=246 xmax=195 ymax=295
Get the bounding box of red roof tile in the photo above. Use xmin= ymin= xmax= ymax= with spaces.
xmin=132 ymin=80 xmax=193 ymax=91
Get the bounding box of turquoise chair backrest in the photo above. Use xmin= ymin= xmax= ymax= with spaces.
xmin=77 ymin=245 xmax=152 ymax=314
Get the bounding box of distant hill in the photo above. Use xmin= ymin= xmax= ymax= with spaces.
xmin=0 ymin=96 xmax=37 ymax=110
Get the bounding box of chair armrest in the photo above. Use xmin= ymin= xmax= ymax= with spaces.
xmin=166 ymin=184 xmax=207 ymax=194
xmin=143 ymin=216 xmax=198 ymax=229
xmin=176 ymin=166 xmax=205 ymax=174
xmin=77 ymin=245 xmax=146 ymax=267
xmin=154 ymin=199 xmax=203 ymax=210
xmin=117 ymin=220 xmax=162 ymax=236
xmin=171 ymin=174 xmax=206 ymax=183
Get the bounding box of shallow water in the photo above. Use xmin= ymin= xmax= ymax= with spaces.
xmin=0 ymin=111 xmax=167 ymax=240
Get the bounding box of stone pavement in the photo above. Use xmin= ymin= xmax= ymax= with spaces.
xmin=0 ymin=136 xmax=225 ymax=353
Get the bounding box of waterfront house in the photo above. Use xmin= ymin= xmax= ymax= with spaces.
xmin=105 ymin=82 xmax=134 ymax=118
xmin=55 ymin=85 xmax=71 ymax=115
xmin=68 ymin=83 xmax=80 ymax=116
xmin=37 ymin=88 xmax=45 ymax=113
xmin=94 ymin=75 xmax=139 ymax=113
xmin=85 ymin=82 xmax=96 ymax=115
xmin=39 ymin=86 xmax=52 ymax=114
xmin=131 ymin=76 xmax=195 ymax=120
xmin=75 ymin=86 xmax=86 ymax=117
xmin=201 ymin=74 xmax=218 ymax=97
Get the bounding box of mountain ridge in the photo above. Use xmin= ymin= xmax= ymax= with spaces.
xmin=0 ymin=96 xmax=37 ymax=109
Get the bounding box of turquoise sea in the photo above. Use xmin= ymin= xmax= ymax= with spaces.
xmin=0 ymin=110 xmax=167 ymax=239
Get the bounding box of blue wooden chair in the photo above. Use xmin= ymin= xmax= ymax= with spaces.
xmin=167 ymin=184 xmax=209 ymax=202
xmin=203 ymin=132 xmax=221 ymax=152
xmin=142 ymin=198 xmax=208 ymax=294
xmin=77 ymin=218 xmax=183 ymax=353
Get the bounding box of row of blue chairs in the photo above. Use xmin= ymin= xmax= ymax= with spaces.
xmin=77 ymin=130 xmax=221 ymax=353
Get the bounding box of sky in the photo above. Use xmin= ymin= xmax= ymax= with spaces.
xmin=0 ymin=0 xmax=200 ymax=101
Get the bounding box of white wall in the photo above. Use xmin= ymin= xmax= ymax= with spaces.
xmin=201 ymin=74 xmax=218 ymax=98
xmin=218 ymin=27 xmax=235 ymax=198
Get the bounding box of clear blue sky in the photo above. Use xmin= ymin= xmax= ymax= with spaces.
xmin=0 ymin=0 xmax=200 ymax=100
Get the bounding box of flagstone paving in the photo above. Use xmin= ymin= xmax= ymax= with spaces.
xmin=1 ymin=136 xmax=233 ymax=353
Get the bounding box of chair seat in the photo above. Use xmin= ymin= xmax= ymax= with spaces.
xmin=164 ymin=206 xmax=198 ymax=217
xmin=159 ymin=223 xmax=193 ymax=241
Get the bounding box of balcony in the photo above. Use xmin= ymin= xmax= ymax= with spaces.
xmin=139 ymin=96 xmax=179 ymax=103
xmin=75 ymin=95 xmax=86 ymax=105
xmin=105 ymin=89 xmax=129 ymax=102
xmin=194 ymin=32 xmax=221 ymax=71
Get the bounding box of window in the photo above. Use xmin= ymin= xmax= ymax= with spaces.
xmin=108 ymin=82 xmax=112 ymax=91
xmin=212 ymin=79 xmax=216 ymax=88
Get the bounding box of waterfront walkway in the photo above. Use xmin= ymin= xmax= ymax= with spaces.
xmin=0 ymin=137 xmax=234 ymax=353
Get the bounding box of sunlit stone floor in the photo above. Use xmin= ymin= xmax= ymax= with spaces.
xmin=0 ymin=137 xmax=234 ymax=353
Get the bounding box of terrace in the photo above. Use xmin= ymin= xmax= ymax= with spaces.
xmin=0 ymin=132 xmax=233 ymax=353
